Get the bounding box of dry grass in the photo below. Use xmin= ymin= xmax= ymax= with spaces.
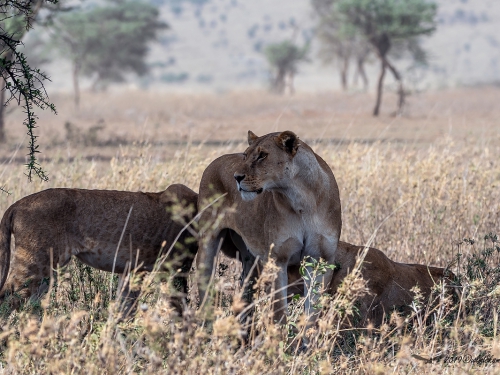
xmin=0 ymin=87 xmax=499 ymax=373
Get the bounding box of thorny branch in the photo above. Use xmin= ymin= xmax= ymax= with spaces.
xmin=0 ymin=0 xmax=58 ymax=181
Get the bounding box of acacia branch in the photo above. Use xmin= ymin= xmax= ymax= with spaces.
xmin=0 ymin=0 xmax=58 ymax=180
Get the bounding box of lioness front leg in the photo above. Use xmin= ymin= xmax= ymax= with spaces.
xmin=303 ymin=246 xmax=337 ymax=328
xmin=196 ymin=229 xmax=226 ymax=308
xmin=269 ymin=238 xmax=303 ymax=324
xmin=117 ymin=270 xmax=143 ymax=319
xmin=303 ymin=264 xmax=335 ymax=326
xmin=272 ymin=261 xmax=290 ymax=325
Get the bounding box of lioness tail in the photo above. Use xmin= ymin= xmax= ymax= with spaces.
xmin=0 ymin=205 xmax=14 ymax=293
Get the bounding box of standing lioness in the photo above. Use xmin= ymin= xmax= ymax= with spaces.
xmin=197 ymin=130 xmax=342 ymax=324
xmin=0 ymin=184 xmax=198 ymax=310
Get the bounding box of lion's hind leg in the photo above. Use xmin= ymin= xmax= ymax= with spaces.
xmin=1 ymin=245 xmax=50 ymax=306
xmin=1 ymin=243 xmax=70 ymax=308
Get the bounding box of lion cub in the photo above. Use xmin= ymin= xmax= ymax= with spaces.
xmin=0 ymin=184 xmax=197 ymax=312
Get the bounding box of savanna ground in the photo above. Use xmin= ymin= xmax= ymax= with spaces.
xmin=0 ymin=86 xmax=499 ymax=374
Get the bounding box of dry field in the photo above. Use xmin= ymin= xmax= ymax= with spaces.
xmin=0 ymin=87 xmax=499 ymax=374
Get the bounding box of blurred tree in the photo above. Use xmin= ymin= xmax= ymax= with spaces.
xmin=312 ymin=0 xmax=372 ymax=92
xmin=334 ymin=0 xmax=437 ymax=116
xmin=52 ymin=1 xmax=167 ymax=108
xmin=264 ymin=40 xmax=308 ymax=95
xmin=351 ymin=43 xmax=370 ymax=90
xmin=0 ymin=0 xmax=60 ymax=180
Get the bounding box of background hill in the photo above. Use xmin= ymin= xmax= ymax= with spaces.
xmin=41 ymin=0 xmax=500 ymax=92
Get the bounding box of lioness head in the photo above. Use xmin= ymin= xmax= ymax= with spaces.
xmin=234 ymin=130 xmax=300 ymax=201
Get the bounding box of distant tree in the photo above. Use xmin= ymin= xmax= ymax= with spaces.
xmin=334 ymin=0 xmax=437 ymax=116
xmin=312 ymin=0 xmax=371 ymax=92
xmin=351 ymin=41 xmax=371 ymax=91
xmin=52 ymin=1 xmax=167 ymax=108
xmin=264 ymin=40 xmax=308 ymax=95
xmin=0 ymin=0 xmax=62 ymax=180
xmin=316 ymin=21 xmax=372 ymax=92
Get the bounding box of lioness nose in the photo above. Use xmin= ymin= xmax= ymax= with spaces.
xmin=234 ymin=173 xmax=245 ymax=183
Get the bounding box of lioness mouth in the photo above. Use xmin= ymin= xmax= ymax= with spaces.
xmin=239 ymin=187 xmax=263 ymax=194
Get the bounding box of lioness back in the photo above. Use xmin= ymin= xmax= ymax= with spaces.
xmin=0 ymin=184 xmax=198 ymax=307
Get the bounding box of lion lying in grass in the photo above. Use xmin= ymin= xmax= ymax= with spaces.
xmin=286 ymin=241 xmax=458 ymax=326
xmin=0 ymin=184 xmax=197 ymax=313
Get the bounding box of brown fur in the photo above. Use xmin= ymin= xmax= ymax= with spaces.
xmin=196 ymin=130 xmax=342 ymax=324
xmin=0 ymin=184 xmax=198 ymax=312
xmin=287 ymin=241 xmax=458 ymax=326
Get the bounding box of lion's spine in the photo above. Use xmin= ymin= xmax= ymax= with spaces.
xmin=0 ymin=205 xmax=14 ymax=293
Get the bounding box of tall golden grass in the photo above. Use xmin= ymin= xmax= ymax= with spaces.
xmin=0 ymin=88 xmax=499 ymax=373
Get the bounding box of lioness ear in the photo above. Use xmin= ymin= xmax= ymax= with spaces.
xmin=248 ymin=130 xmax=259 ymax=145
xmin=276 ymin=131 xmax=299 ymax=156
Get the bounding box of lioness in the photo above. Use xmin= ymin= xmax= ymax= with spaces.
xmin=196 ymin=130 xmax=342 ymax=324
xmin=0 ymin=184 xmax=198 ymax=312
xmin=287 ymin=241 xmax=458 ymax=326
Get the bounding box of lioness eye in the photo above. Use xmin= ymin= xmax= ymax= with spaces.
xmin=258 ymin=152 xmax=267 ymax=160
